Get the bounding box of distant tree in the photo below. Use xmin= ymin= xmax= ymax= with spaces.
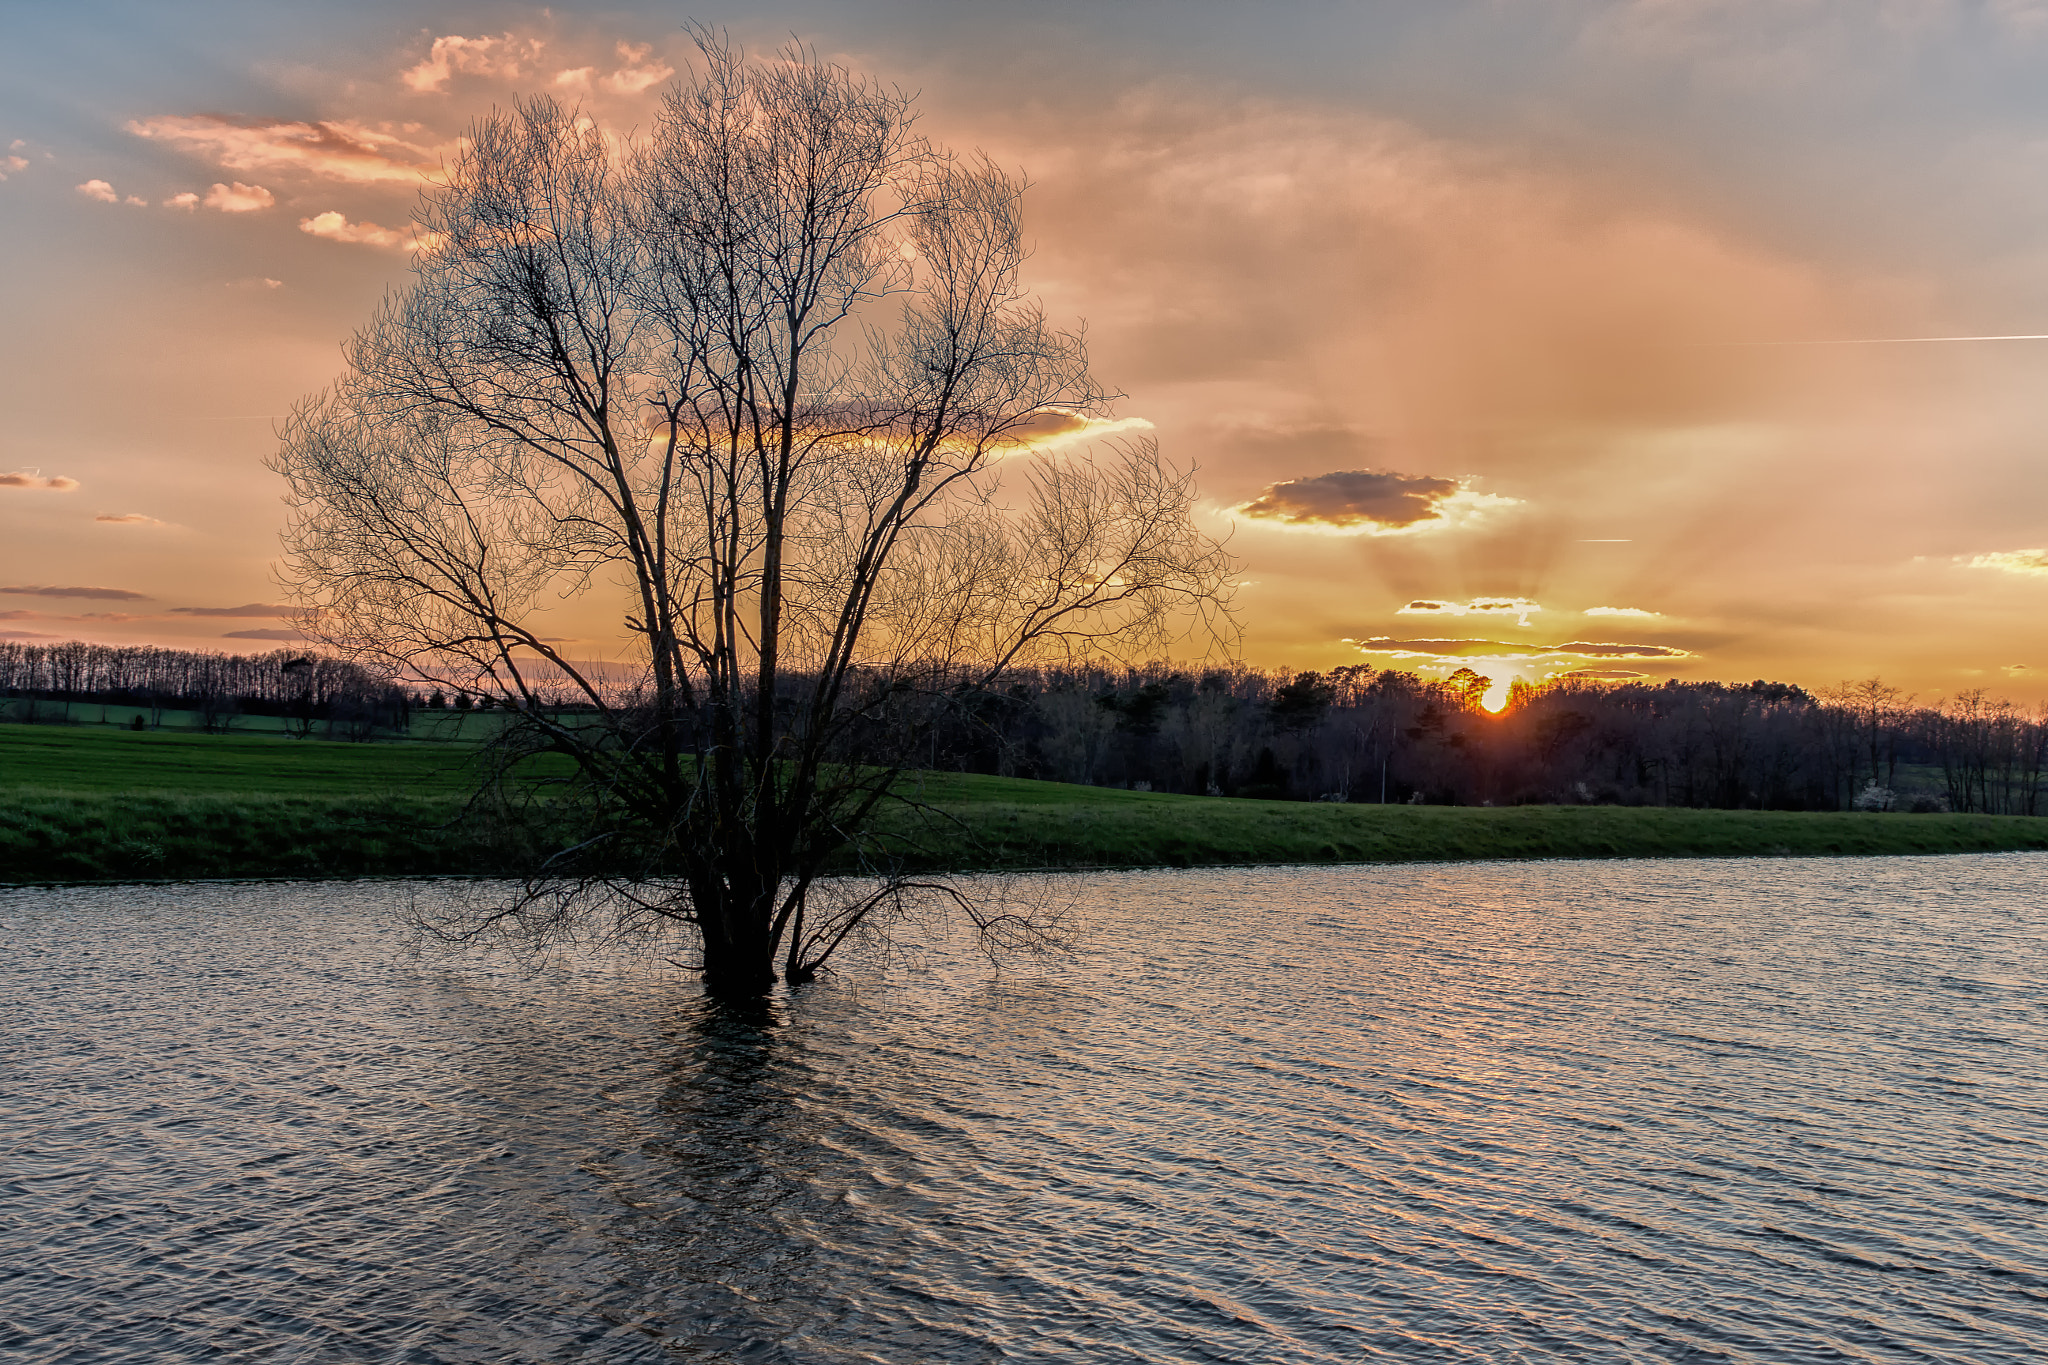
xmin=1269 ymin=671 xmax=1335 ymax=733
xmin=1444 ymin=668 xmax=1491 ymax=710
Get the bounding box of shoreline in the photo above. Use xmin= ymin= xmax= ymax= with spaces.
xmin=7 ymin=787 xmax=2048 ymax=887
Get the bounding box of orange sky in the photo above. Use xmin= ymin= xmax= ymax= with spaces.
xmin=6 ymin=2 xmax=2048 ymax=700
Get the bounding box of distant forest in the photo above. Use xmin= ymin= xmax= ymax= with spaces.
xmin=895 ymin=665 xmax=2048 ymax=817
xmin=4 ymin=641 xmax=2044 ymax=815
xmin=0 ymin=641 xmax=410 ymax=737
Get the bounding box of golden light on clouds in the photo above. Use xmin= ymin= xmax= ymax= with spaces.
xmin=1350 ymin=637 xmax=1690 ymax=662
xmin=8 ymin=7 xmax=2048 ymax=687
xmin=1234 ymin=469 xmax=1519 ymax=535
xmin=1398 ymin=597 xmax=1542 ymax=626
xmin=1968 ymin=549 xmax=2048 ymax=577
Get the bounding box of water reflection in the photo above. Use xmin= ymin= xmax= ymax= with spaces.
xmin=4 ymin=858 xmax=2048 ymax=1362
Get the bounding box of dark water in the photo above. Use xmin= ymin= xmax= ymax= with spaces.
xmin=5 ymin=857 xmax=2047 ymax=1363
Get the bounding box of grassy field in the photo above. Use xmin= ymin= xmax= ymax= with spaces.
xmin=6 ymin=720 xmax=2048 ymax=884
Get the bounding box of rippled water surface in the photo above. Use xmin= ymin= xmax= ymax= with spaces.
xmin=6 ymin=857 xmax=2048 ymax=1363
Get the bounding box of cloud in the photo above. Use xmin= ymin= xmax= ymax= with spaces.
xmin=298 ymin=211 xmax=423 ymax=251
xmin=95 ymin=512 xmax=167 ymax=526
xmin=999 ymin=408 xmax=1156 ymax=453
xmin=1560 ymin=669 xmax=1648 ymax=680
xmin=1551 ymin=640 xmax=1692 ymax=659
xmin=600 ymin=42 xmax=673 ymax=95
xmin=1583 ymin=606 xmax=1663 ymax=618
xmin=402 ymin=33 xmax=548 ymax=92
xmin=222 ymin=627 xmax=308 ymax=641
xmin=1350 ymin=636 xmax=1690 ymax=661
xmin=225 ymin=276 xmax=283 ymax=290
xmin=0 ymin=610 xmax=41 ymax=620
xmin=128 ymin=114 xmax=438 ymax=185
xmin=75 ymin=179 xmax=118 ymax=202
xmin=0 ymin=584 xmax=148 ymax=600
xmin=1235 ymin=469 xmax=1518 ymax=534
xmin=1 ymin=154 xmax=30 ymax=178
xmin=169 ymin=603 xmax=294 ymax=617
xmin=1398 ymin=597 xmax=1542 ymax=626
xmin=0 ymin=631 xmax=60 ymax=641
xmin=163 ymin=191 xmax=199 ymax=210
xmin=0 ymin=470 xmax=79 ymax=491
xmin=554 ymin=67 xmax=595 ymax=90
xmin=201 ymin=181 xmax=274 ymax=212
xmin=1967 ymin=549 xmax=2048 ymax=577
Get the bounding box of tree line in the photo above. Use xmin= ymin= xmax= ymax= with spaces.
xmin=907 ymin=665 xmax=2048 ymax=816
xmin=0 ymin=640 xmax=410 ymax=736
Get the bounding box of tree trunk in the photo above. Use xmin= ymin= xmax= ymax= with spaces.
xmin=696 ymin=888 xmax=780 ymax=993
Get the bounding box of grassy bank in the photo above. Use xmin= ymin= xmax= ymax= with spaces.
xmin=6 ymin=721 xmax=2047 ymax=885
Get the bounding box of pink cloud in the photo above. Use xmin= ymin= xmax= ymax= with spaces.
xmin=95 ymin=512 xmax=167 ymax=526
xmin=222 ymin=627 xmax=308 ymax=641
xmin=202 ymin=181 xmax=275 ymax=212
xmin=600 ymin=42 xmax=673 ymax=95
xmin=402 ymin=33 xmax=548 ymax=92
xmin=163 ymin=191 xmax=199 ymax=210
xmin=75 ymin=179 xmax=118 ymax=203
xmin=298 ymin=210 xmax=430 ymax=252
xmin=128 ymin=114 xmax=439 ymax=185
xmin=0 ymin=470 xmax=79 ymax=491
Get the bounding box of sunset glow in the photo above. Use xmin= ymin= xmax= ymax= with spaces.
xmin=6 ymin=4 xmax=2048 ymax=699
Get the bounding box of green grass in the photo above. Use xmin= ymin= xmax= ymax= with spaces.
xmin=872 ymin=790 xmax=2048 ymax=869
xmin=0 ymin=720 xmax=485 ymax=796
xmin=5 ymin=720 xmax=2047 ymax=885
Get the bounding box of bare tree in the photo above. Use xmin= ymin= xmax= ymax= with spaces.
xmin=274 ymin=34 xmax=1233 ymax=991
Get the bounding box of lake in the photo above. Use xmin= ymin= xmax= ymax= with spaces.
xmin=5 ymin=857 xmax=2046 ymax=1362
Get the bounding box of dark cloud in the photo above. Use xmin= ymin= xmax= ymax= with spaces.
xmin=170 ymin=603 xmax=294 ymax=617
xmin=1237 ymin=469 xmax=1464 ymax=531
xmin=222 ymin=628 xmax=308 ymax=641
xmin=0 ymin=630 xmax=60 ymax=641
xmin=1 ymin=584 xmax=149 ymax=600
